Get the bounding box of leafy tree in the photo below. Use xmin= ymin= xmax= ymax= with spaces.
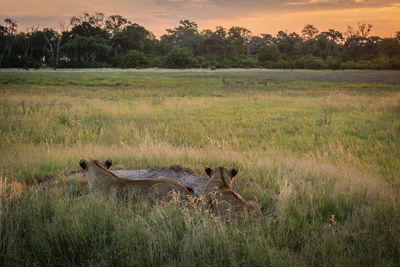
xmin=119 ymin=50 xmax=149 ymax=68
xmin=258 ymin=44 xmax=280 ymax=62
xmin=379 ymin=38 xmax=400 ymax=58
xmin=358 ymin=23 xmax=373 ymax=38
xmin=301 ymin=24 xmax=319 ymax=40
xmin=344 ymin=24 xmax=377 ymax=60
xmin=21 ymin=28 xmax=47 ymax=64
xmin=105 ymin=14 xmax=130 ymax=57
xmin=105 ymin=15 xmax=158 ymax=57
xmin=15 ymin=25 xmax=39 ymax=58
xmin=318 ymin=29 xmax=343 ymax=58
xmin=106 ymin=15 xmax=130 ymax=31
xmin=118 ymin=24 xmax=158 ymax=55
xmin=70 ymin=11 xmax=106 ymax=28
xmin=62 ymin=12 xmax=111 ymax=64
xmin=163 ymin=46 xmax=197 ymax=68
xmin=261 ymin=34 xmax=274 ymax=45
xmin=43 ymin=22 xmax=70 ymax=68
xmin=160 ymin=20 xmax=201 ymax=54
xmin=228 ymin=26 xmax=251 ymax=55
xmin=274 ymin=31 xmax=302 ymax=57
xmin=246 ymin=36 xmax=265 ymax=55
xmin=0 ymin=18 xmax=18 ymax=67
xmin=62 ymin=34 xmax=111 ymax=64
xmin=199 ymin=26 xmax=232 ymax=56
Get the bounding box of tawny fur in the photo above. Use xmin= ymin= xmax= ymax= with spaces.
xmin=80 ymin=159 xmax=194 ymax=200
xmin=203 ymin=166 xmax=261 ymax=217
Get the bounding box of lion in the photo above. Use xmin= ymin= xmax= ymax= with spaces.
xmin=203 ymin=166 xmax=261 ymax=217
xmin=97 ymin=159 xmax=113 ymax=170
xmin=79 ymin=159 xmax=194 ymax=200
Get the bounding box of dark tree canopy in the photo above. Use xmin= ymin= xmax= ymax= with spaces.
xmin=0 ymin=13 xmax=399 ymax=70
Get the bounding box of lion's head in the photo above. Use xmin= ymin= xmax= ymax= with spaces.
xmin=79 ymin=159 xmax=112 ymax=171
xmin=205 ymin=166 xmax=238 ymax=190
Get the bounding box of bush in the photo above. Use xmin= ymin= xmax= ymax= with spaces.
xmin=237 ymin=56 xmax=259 ymax=68
xmin=325 ymin=57 xmax=342 ymax=70
xmin=225 ymin=53 xmax=241 ymax=68
xmin=355 ymin=60 xmax=374 ymax=70
xmin=59 ymin=61 xmax=111 ymax=68
xmin=1 ymin=55 xmax=40 ymax=68
xmin=273 ymin=59 xmax=293 ymax=69
xmin=258 ymin=45 xmax=281 ymax=62
xmin=389 ymin=57 xmax=400 ymax=70
xmin=371 ymin=56 xmax=391 ymax=70
xmin=216 ymin=57 xmax=234 ymax=68
xmin=194 ymin=55 xmax=210 ymax=68
xmin=294 ymin=55 xmax=325 ymax=69
xmin=119 ymin=50 xmax=149 ymax=68
xmin=147 ymin=55 xmax=163 ymax=68
xmin=340 ymin=60 xmax=357 ymax=69
xmin=260 ymin=60 xmax=274 ymax=68
xmin=163 ymin=46 xmax=197 ymax=68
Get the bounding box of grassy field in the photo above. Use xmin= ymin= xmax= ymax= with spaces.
xmin=0 ymin=69 xmax=399 ymax=266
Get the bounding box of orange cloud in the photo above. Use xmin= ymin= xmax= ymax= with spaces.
xmin=0 ymin=0 xmax=398 ymax=37
xmin=204 ymin=5 xmax=400 ymax=37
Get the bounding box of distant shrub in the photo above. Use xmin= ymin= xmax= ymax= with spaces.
xmin=1 ymin=55 xmax=22 ymax=68
xmin=59 ymin=61 xmax=111 ymax=68
xmin=371 ymin=56 xmax=391 ymax=70
xmin=325 ymin=56 xmax=342 ymax=69
xmin=260 ymin=60 xmax=274 ymax=68
xmin=237 ymin=55 xmax=259 ymax=68
xmin=341 ymin=60 xmax=357 ymax=69
xmin=389 ymin=57 xmax=400 ymax=69
xmin=216 ymin=57 xmax=234 ymax=68
xmin=194 ymin=55 xmax=209 ymax=68
xmin=147 ymin=55 xmax=163 ymax=68
xmin=295 ymin=55 xmax=325 ymax=69
xmin=1 ymin=55 xmax=40 ymax=68
xmin=225 ymin=54 xmax=241 ymax=68
xmin=119 ymin=50 xmax=149 ymax=68
xmin=94 ymin=62 xmax=113 ymax=68
xmin=163 ymin=46 xmax=197 ymax=68
xmin=273 ymin=59 xmax=293 ymax=69
xmin=258 ymin=45 xmax=281 ymax=62
xmin=355 ymin=60 xmax=374 ymax=69
xmin=22 ymin=57 xmax=40 ymax=69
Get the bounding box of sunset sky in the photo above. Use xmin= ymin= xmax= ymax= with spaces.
xmin=1 ymin=0 xmax=399 ymax=38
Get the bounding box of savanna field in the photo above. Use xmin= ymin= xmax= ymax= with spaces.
xmin=0 ymin=69 xmax=399 ymax=266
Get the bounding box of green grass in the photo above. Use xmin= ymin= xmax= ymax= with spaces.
xmin=1 ymin=69 xmax=400 ymax=266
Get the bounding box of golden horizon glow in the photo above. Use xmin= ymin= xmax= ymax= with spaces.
xmin=0 ymin=0 xmax=399 ymax=38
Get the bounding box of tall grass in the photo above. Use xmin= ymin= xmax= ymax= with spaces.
xmin=1 ymin=80 xmax=399 ymax=182
xmin=0 ymin=70 xmax=399 ymax=266
xmin=1 ymin=154 xmax=398 ymax=266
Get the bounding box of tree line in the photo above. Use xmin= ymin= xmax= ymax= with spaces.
xmin=1 ymin=11 xmax=399 ymax=69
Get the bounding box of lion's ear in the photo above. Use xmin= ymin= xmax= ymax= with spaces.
xmin=79 ymin=159 xmax=88 ymax=170
xmin=230 ymin=168 xmax=238 ymax=178
xmin=205 ymin=166 xmax=212 ymax=177
xmin=105 ymin=159 xmax=112 ymax=169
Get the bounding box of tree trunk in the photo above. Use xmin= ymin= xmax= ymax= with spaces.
xmin=44 ymin=36 xmax=55 ymax=67
xmin=55 ymin=38 xmax=62 ymax=68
